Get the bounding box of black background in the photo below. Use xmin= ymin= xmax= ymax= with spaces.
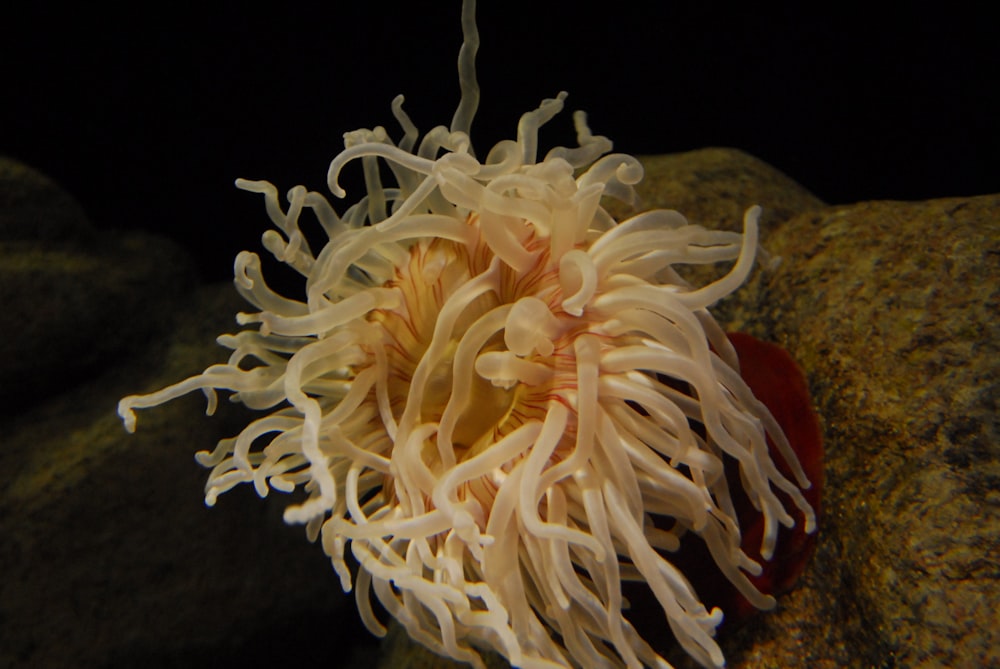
xmin=4 ymin=2 xmax=996 ymax=282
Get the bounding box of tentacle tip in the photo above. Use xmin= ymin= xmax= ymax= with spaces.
xmin=117 ymin=402 xmax=137 ymax=433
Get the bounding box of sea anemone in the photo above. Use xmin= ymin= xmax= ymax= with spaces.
xmin=118 ymin=2 xmax=816 ymax=667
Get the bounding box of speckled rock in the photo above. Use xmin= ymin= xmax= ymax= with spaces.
xmin=719 ymin=195 xmax=1000 ymax=668
xmin=605 ymin=148 xmax=826 ymax=232
xmin=0 ymin=157 xmax=196 ymax=411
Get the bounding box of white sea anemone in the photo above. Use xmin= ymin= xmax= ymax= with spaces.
xmin=119 ymin=2 xmax=815 ymax=667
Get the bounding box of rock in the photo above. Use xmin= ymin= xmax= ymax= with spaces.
xmin=0 ymin=157 xmax=94 ymax=243
xmin=0 ymin=281 xmax=377 ymax=669
xmin=0 ymin=157 xmax=197 ymax=412
xmin=719 ymin=195 xmax=1000 ymax=668
xmin=604 ymin=148 xmax=826 ymax=232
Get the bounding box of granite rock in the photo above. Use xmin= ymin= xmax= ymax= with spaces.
xmin=605 ymin=148 xmax=826 ymax=232
xmin=716 ymin=194 xmax=1000 ymax=668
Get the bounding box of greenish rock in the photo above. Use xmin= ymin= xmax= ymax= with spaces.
xmin=1 ymin=280 xmax=375 ymax=669
xmin=0 ymin=157 xmax=94 ymax=243
xmin=0 ymin=157 xmax=197 ymax=411
xmin=0 ymin=162 xmax=373 ymax=668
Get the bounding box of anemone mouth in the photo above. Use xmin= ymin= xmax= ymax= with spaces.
xmin=367 ymin=212 xmax=587 ymax=516
xmin=370 ymin=220 xmax=518 ymax=462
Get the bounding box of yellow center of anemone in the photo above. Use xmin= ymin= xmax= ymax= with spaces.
xmin=370 ymin=214 xmax=576 ymax=478
xmin=376 ymin=233 xmax=509 ymax=456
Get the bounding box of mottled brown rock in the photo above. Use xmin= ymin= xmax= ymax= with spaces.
xmin=605 ymin=148 xmax=826 ymax=232
xmin=721 ymin=195 xmax=1000 ymax=669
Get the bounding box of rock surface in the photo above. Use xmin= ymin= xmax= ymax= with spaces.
xmin=716 ymin=193 xmax=1000 ymax=669
xmin=1 ymin=150 xmax=996 ymax=668
xmin=608 ymin=148 xmax=827 ymax=231
xmin=0 ymin=157 xmax=196 ymax=411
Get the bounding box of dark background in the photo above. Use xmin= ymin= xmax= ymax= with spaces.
xmin=4 ymin=2 xmax=996 ymax=282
